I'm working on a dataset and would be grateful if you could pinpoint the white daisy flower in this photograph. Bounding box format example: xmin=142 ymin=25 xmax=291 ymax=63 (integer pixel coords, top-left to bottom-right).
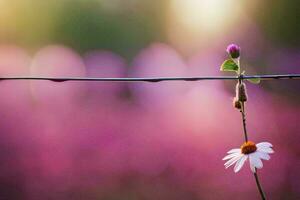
xmin=223 ymin=141 xmax=274 ymax=173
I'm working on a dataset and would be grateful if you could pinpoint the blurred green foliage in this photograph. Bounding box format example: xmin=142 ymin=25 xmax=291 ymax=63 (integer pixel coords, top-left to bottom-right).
xmin=0 ymin=0 xmax=299 ymax=57
xmin=0 ymin=0 xmax=166 ymax=58
xmin=251 ymin=0 xmax=300 ymax=47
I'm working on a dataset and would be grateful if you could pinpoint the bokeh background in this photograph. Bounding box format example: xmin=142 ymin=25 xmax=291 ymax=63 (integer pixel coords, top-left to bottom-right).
xmin=0 ymin=0 xmax=299 ymax=199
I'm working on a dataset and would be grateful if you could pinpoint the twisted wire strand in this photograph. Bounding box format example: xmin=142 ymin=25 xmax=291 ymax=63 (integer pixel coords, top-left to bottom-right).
xmin=0 ymin=74 xmax=299 ymax=82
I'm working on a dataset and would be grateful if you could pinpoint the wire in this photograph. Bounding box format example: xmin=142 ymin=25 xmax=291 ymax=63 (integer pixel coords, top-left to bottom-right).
xmin=0 ymin=74 xmax=299 ymax=82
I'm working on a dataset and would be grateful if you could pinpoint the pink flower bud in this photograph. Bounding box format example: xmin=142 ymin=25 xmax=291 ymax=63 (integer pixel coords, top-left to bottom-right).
xmin=226 ymin=44 xmax=240 ymax=59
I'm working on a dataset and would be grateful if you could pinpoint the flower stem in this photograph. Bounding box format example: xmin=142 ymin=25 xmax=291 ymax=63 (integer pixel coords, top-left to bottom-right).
xmin=239 ymin=87 xmax=266 ymax=200
xmin=240 ymin=101 xmax=248 ymax=142
xmin=254 ymin=170 xmax=266 ymax=200
xmin=239 ymin=74 xmax=248 ymax=142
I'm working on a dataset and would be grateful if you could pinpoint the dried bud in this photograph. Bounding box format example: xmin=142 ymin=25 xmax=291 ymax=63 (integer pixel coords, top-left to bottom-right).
xmin=236 ymin=82 xmax=248 ymax=102
xmin=226 ymin=44 xmax=240 ymax=59
xmin=233 ymin=97 xmax=242 ymax=109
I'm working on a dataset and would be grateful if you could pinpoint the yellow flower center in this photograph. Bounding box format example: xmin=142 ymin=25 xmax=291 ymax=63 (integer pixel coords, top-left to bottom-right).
xmin=241 ymin=141 xmax=257 ymax=154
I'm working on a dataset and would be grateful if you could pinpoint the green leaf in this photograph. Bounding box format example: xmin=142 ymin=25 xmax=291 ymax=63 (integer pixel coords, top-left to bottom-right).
xmin=220 ymin=59 xmax=239 ymax=72
xmin=247 ymin=78 xmax=261 ymax=84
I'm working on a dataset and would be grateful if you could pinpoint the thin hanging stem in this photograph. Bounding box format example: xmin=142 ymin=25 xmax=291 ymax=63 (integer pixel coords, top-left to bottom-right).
xmin=238 ymin=72 xmax=249 ymax=142
xmin=240 ymin=102 xmax=248 ymax=142
xmin=254 ymin=170 xmax=266 ymax=200
xmin=239 ymin=87 xmax=266 ymax=200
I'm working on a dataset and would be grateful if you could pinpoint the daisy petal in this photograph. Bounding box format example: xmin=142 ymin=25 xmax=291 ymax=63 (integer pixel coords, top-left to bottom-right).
xmin=251 ymin=153 xmax=263 ymax=169
xmin=257 ymin=142 xmax=273 ymax=148
xmin=225 ymin=154 xmax=242 ymax=169
xmin=256 ymin=151 xmax=270 ymax=160
xmin=227 ymin=148 xmax=241 ymax=154
xmin=234 ymin=155 xmax=248 ymax=173
xmin=257 ymin=146 xmax=274 ymax=154
xmin=249 ymin=153 xmax=263 ymax=172
xmin=223 ymin=153 xmax=241 ymax=160
xmin=250 ymin=162 xmax=256 ymax=172
xmin=249 ymin=154 xmax=256 ymax=172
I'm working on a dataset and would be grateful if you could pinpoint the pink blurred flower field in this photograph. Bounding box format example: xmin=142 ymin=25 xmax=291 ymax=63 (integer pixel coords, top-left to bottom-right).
xmin=0 ymin=42 xmax=299 ymax=199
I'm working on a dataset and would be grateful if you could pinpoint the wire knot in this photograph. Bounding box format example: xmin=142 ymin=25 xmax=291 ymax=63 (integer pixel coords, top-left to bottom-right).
xmin=238 ymin=74 xmax=244 ymax=83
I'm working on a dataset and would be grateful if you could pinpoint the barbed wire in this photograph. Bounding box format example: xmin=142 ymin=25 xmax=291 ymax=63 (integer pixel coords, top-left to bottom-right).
xmin=0 ymin=74 xmax=299 ymax=82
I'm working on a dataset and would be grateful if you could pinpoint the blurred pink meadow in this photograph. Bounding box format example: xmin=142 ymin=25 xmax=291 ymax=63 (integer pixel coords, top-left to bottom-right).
xmin=0 ymin=42 xmax=299 ymax=200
